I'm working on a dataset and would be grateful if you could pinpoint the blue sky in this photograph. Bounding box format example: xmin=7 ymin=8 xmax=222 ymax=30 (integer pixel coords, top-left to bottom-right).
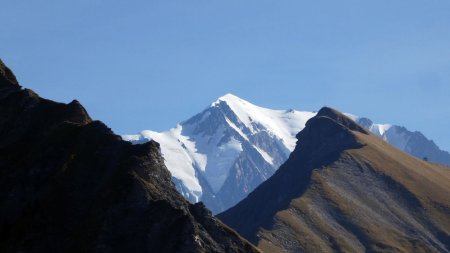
xmin=2 ymin=1 xmax=450 ymax=151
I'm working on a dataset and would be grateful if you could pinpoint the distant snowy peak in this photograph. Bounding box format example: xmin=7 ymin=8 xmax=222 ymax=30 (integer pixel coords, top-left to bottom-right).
xmin=181 ymin=94 xmax=314 ymax=190
xmin=357 ymin=117 xmax=410 ymax=149
xmin=356 ymin=117 xmax=450 ymax=164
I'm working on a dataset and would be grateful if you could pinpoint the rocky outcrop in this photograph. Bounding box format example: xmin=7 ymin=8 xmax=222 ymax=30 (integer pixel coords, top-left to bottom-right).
xmin=0 ymin=59 xmax=259 ymax=253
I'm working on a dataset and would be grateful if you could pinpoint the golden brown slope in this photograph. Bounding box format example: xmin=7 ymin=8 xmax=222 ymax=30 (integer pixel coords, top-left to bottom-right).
xmin=219 ymin=107 xmax=450 ymax=253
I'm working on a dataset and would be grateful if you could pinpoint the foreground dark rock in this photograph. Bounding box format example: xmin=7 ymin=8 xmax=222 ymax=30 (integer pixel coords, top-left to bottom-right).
xmin=0 ymin=59 xmax=259 ymax=253
xmin=219 ymin=107 xmax=450 ymax=253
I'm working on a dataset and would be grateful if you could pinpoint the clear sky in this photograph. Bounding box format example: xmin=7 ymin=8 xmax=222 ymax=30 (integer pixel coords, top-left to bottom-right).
xmin=2 ymin=1 xmax=450 ymax=151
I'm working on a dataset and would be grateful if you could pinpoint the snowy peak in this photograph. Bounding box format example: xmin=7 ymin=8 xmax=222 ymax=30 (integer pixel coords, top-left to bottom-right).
xmin=356 ymin=118 xmax=450 ymax=164
xmin=212 ymin=93 xmax=245 ymax=106
xmin=211 ymin=93 xmax=265 ymax=134
xmin=211 ymin=93 xmax=316 ymax=151
xmin=124 ymin=94 xmax=316 ymax=213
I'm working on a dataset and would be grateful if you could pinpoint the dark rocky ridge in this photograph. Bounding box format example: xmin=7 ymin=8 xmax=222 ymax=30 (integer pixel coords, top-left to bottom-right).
xmin=219 ymin=107 xmax=450 ymax=252
xmin=0 ymin=59 xmax=259 ymax=253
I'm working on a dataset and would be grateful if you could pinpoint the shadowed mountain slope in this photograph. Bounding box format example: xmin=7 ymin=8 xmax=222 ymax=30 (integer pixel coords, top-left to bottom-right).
xmin=219 ymin=107 xmax=450 ymax=253
xmin=0 ymin=59 xmax=259 ymax=253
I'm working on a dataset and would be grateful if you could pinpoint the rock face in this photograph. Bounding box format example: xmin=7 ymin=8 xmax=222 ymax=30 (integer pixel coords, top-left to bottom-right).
xmin=0 ymin=59 xmax=259 ymax=253
xmin=219 ymin=107 xmax=450 ymax=253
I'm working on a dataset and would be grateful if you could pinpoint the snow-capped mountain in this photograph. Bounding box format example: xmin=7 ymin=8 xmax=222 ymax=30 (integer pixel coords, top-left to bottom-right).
xmin=124 ymin=94 xmax=315 ymax=213
xmin=123 ymin=94 xmax=450 ymax=214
